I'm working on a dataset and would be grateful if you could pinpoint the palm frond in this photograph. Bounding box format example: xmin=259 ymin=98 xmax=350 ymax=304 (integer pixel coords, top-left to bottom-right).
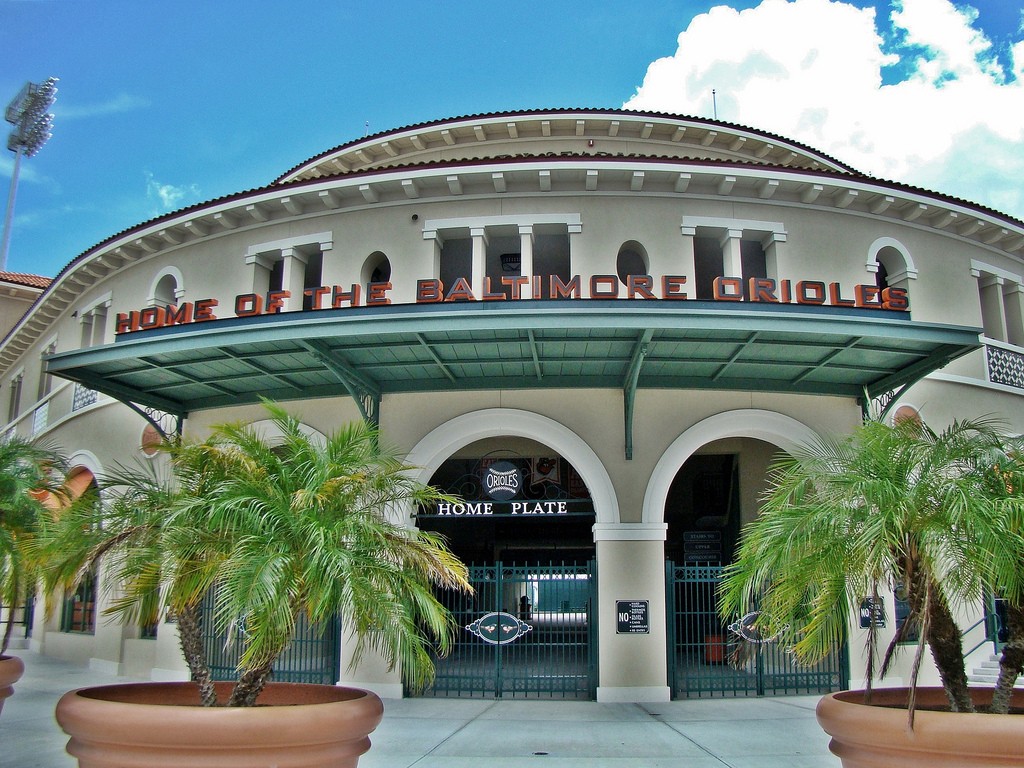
xmin=720 ymin=416 xmax=1024 ymax=718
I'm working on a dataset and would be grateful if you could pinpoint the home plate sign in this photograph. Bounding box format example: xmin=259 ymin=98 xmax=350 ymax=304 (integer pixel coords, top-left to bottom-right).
xmin=466 ymin=612 xmax=533 ymax=644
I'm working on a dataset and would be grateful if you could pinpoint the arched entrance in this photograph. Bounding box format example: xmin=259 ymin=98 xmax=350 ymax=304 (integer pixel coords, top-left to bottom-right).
xmin=407 ymin=410 xmax=611 ymax=699
xmin=648 ymin=410 xmax=848 ymax=698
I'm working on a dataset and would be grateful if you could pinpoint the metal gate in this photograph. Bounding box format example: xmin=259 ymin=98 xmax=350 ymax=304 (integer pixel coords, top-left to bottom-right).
xmin=420 ymin=560 xmax=596 ymax=699
xmin=667 ymin=561 xmax=846 ymax=698
xmin=201 ymin=597 xmax=341 ymax=685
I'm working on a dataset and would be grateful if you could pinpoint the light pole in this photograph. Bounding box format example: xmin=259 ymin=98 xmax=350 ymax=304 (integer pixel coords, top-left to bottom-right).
xmin=1 ymin=77 xmax=58 ymax=272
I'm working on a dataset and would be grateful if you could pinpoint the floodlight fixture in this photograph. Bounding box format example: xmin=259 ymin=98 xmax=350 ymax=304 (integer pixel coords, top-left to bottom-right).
xmin=1 ymin=77 xmax=59 ymax=271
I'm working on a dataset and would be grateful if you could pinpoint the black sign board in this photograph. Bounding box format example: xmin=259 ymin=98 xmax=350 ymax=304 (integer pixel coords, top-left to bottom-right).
xmin=616 ymin=600 xmax=650 ymax=634
xmin=683 ymin=530 xmax=722 ymax=562
xmin=682 ymin=531 xmax=722 ymax=542
xmin=419 ymin=499 xmax=594 ymax=518
xmin=860 ymin=596 xmax=886 ymax=628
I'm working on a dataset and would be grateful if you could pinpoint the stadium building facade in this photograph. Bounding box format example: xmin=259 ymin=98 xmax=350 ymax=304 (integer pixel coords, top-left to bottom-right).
xmin=3 ymin=109 xmax=1023 ymax=702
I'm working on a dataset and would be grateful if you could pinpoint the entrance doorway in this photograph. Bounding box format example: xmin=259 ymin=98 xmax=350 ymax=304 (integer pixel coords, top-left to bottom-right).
xmin=424 ymin=560 xmax=595 ymax=699
xmin=416 ymin=440 xmax=596 ymax=698
xmin=667 ymin=562 xmax=846 ymax=697
xmin=663 ymin=443 xmax=846 ymax=698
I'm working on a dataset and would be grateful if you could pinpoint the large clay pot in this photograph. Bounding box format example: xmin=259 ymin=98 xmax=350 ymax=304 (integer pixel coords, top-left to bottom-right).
xmin=816 ymin=687 xmax=1024 ymax=767
xmin=0 ymin=654 xmax=25 ymax=717
xmin=56 ymin=681 xmax=383 ymax=768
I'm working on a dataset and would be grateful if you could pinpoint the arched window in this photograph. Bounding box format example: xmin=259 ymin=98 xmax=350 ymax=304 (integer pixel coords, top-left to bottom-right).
xmin=362 ymin=251 xmax=392 ymax=285
xmin=153 ymin=274 xmax=178 ymax=305
xmin=616 ymin=241 xmax=649 ymax=286
xmin=148 ymin=267 xmax=185 ymax=307
xmin=867 ymin=239 xmax=917 ymax=295
xmin=60 ymin=467 xmax=100 ymax=634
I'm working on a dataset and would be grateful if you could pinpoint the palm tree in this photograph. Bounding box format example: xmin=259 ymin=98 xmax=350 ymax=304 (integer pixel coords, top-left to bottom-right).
xmin=38 ymin=445 xmax=226 ymax=704
xmin=40 ymin=401 xmax=471 ymax=707
xmin=982 ymin=445 xmax=1024 ymax=714
xmin=0 ymin=435 xmax=65 ymax=655
xmin=718 ymin=416 xmax=1024 ymax=721
xmin=196 ymin=403 xmax=470 ymax=706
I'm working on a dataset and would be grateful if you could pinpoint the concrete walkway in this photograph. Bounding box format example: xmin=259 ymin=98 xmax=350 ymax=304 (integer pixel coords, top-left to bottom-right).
xmin=1 ymin=649 xmax=840 ymax=767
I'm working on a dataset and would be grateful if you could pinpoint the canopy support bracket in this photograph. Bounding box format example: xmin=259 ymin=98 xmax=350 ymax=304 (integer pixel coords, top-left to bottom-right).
xmin=299 ymin=340 xmax=382 ymax=427
xmin=623 ymin=330 xmax=653 ymax=460
xmin=118 ymin=399 xmax=184 ymax=443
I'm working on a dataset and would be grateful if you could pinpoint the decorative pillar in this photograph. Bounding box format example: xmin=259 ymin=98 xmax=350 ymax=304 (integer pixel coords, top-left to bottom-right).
xmin=763 ymin=231 xmax=787 ymax=279
xmin=336 ymin=616 xmax=404 ymax=698
xmin=245 ymin=253 xmax=275 ymax=296
xmin=977 ymin=273 xmax=1007 ymax=342
xmin=593 ymin=522 xmax=671 ymax=703
xmin=518 ymin=225 xmax=534 ymax=299
xmin=568 ymin=220 xmax=582 ymax=277
xmin=678 ymin=224 xmax=698 ymax=298
xmin=1003 ymin=281 xmax=1024 ymax=347
xmin=720 ymin=228 xmax=743 ymax=278
xmin=279 ymin=248 xmax=309 ymax=312
xmin=471 ymin=226 xmax=487 ymax=299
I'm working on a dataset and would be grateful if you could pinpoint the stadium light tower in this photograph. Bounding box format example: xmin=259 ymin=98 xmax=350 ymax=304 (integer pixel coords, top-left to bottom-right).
xmin=1 ymin=77 xmax=58 ymax=272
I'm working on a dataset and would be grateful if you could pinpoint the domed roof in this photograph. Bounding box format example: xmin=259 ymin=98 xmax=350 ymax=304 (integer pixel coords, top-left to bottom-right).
xmin=276 ymin=108 xmax=859 ymax=183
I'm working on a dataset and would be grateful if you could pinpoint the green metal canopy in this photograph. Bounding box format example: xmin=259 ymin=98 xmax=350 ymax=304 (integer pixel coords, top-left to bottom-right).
xmin=46 ymin=300 xmax=981 ymax=451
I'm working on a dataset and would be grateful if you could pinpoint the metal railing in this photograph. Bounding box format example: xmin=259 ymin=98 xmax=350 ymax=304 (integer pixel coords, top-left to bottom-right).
xmin=986 ymin=340 xmax=1024 ymax=391
xmin=963 ymin=595 xmax=1005 ymax=658
xmin=201 ymin=592 xmax=341 ymax=685
xmin=0 ymin=379 xmax=107 ymax=443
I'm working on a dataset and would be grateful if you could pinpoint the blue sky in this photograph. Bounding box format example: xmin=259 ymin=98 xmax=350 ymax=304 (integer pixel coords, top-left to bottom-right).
xmin=1 ymin=0 xmax=1022 ymax=278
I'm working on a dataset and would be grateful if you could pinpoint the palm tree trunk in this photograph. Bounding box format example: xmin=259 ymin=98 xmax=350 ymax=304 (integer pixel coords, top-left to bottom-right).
xmin=926 ymin=579 xmax=975 ymax=712
xmin=226 ymin=661 xmax=273 ymax=707
xmin=990 ymin=603 xmax=1024 ymax=715
xmin=174 ymin=602 xmax=218 ymax=707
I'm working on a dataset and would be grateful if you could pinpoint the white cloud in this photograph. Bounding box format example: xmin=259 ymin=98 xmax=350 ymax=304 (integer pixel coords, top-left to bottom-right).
xmin=623 ymin=0 xmax=1024 ymax=221
xmin=145 ymin=172 xmax=199 ymax=214
xmin=57 ymin=93 xmax=150 ymax=120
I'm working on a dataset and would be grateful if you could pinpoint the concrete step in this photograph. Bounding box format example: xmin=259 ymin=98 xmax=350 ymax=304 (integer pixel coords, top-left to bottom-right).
xmin=968 ymin=655 xmax=1024 ymax=688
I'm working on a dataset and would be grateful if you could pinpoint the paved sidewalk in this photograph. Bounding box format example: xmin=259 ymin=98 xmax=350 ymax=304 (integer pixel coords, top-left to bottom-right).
xmin=1 ymin=649 xmax=840 ymax=767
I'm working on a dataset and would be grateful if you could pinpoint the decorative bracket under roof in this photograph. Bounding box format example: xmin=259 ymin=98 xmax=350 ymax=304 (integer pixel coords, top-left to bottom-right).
xmin=298 ymin=339 xmax=382 ymax=427
xmin=121 ymin=399 xmax=183 ymax=443
xmin=858 ymin=333 xmax=981 ymax=423
xmin=623 ymin=329 xmax=654 ymax=460
xmin=860 ymin=379 xmax=920 ymax=424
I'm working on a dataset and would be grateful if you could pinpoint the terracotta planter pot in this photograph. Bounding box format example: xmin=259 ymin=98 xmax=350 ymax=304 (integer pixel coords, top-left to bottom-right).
xmin=816 ymin=687 xmax=1024 ymax=767
xmin=56 ymin=681 xmax=383 ymax=768
xmin=0 ymin=654 xmax=25 ymax=717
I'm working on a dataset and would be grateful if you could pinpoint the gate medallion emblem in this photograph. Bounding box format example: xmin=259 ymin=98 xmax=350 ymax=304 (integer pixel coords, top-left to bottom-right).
xmin=466 ymin=611 xmax=533 ymax=644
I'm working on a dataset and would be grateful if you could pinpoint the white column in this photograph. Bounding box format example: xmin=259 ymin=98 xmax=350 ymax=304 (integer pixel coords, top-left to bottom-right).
xmin=721 ymin=228 xmax=743 ymax=278
xmin=518 ymin=225 xmax=534 ymax=300
xmin=593 ymin=523 xmax=671 ymax=703
xmin=678 ymin=225 xmax=698 ymax=298
xmin=978 ymin=275 xmax=1007 ymax=341
xmin=245 ymin=253 xmax=275 ymax=295
xmin=567 ymin=220 xmax=582 ymax=277
xmin=430 ymin=234 xmax=443 ymax=279
xmin=280 ymin=248 xmax=309 ymax=311
xmin=471 ymin=226 xmax=487 ymax=299
xmin=763 ymin=232 xmax=786 ymax=279
xmin=1003 ymin=281 xmax=1024 ymax=347
xmin=336 ymin=616 xmax=404 ymax=698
